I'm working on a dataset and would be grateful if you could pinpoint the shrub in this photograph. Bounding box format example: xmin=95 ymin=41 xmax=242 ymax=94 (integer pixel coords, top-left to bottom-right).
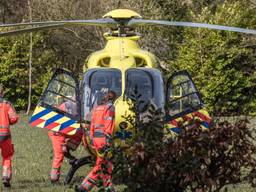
xmin=113 ymin=103 xmax=256 ymax=192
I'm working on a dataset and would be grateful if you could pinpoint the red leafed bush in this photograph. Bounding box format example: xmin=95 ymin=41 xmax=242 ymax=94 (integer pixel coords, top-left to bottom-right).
xmin=113 ymin=104 xmax=256 ymax=192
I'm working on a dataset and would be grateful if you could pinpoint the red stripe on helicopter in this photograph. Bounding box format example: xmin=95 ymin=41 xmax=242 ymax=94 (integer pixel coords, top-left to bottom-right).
xmin=30 ymin=118 xmax=45 ymax=127
xmin=61 ymin=126 xmax=76 ymax=134
xmin=45 ymin=122 xmax=60 ymax=130
xmin=182 ymin=115 xmax=192 ymax=121
xmin=170 ymin=119 xmax=178 ymax=127
xmin=194 ymin=111 xmax=211 ymax=123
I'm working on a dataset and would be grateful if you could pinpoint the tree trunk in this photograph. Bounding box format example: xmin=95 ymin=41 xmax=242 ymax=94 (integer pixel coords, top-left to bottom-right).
xmin=26 ymin=0 xmax=32 ymax=115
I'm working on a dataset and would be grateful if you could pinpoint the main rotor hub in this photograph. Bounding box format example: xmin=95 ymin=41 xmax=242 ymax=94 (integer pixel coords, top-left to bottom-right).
xmin=103 ymin=9 xmax=142 ymax=19
xmin=103 ymin=9 xmax=141 ymax=37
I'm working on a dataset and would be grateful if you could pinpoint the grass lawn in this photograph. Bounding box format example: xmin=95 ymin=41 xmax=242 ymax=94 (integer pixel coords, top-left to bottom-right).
xmin=3 ymin=113 xmax=86 ymax=192
xmin=0 ymin=114 xmax=255 ymax=191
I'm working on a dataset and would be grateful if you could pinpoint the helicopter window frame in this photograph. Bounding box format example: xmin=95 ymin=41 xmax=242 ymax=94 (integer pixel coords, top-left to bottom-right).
xmin=81 ymin=68 xmax=122 ymax=120
xmin=52 ymin=78 xmax=76 ymax=89
xmin=39 ymin=68 xmax=81 ymax=121
xmin=88 ymin=70 xmax=98 ymax=89
xmin=125 ymin=68 xmax=165 ymax=110
xmin=45 ymin=90 xmax=76 ymax=103
xmin=166 ymin=70 xmax=204 ymax=121
xmin=125 ymin=68 xmax=154 ymax=99
xmin=86 ymin=68 xmax=122 ymax=97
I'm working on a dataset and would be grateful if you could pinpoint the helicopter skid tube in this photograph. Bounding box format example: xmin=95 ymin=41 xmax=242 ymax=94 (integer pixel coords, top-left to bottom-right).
xmin=64 ymin=156 xmax=92 ymax=185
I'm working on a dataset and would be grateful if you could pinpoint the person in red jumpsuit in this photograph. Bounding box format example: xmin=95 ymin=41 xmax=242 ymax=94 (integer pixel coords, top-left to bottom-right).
xmin=75 ymin=90 xmax=117 ymax=192
xmin=0 ymin=85 xmax=19 ymax=187
xmin=49 ymin=97 xmax=83 ymax=183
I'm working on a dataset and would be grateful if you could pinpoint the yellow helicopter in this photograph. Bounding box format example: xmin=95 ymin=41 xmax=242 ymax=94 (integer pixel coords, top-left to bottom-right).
xmin=1 ymin=9 xmax=255 ymax=184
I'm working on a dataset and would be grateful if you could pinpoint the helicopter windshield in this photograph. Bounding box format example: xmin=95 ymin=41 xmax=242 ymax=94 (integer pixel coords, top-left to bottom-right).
xmin=82 ymin=68 xmax=122 ymax=120
xmin=125 ymin=68 xmax=165 ymax=111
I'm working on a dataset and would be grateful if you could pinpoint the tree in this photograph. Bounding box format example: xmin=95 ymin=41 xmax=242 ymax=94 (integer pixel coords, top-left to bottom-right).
xmin=171 ymin=1 xmax=256 ymax=114
xmin=29 ymin=0 xmax=110 ymax=74
xmin=0 ymin=31 xmax=57 ymax=109
xmin=0 ymin=0 xmax=27 ymax=23
xmin=26 ymin=0 xmax=33 ymax=114
xmin=1 ymin=0 xmax=108 ymax=109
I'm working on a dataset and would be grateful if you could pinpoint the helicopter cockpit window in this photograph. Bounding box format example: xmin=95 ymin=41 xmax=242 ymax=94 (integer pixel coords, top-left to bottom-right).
xmin=82 ymin=68 xmax=122 ymax=121
xmin=41 ymin=72 xmax=79 ymax=118
xmin=125 ymin=68 xmax=165 ymax=111
xmin=167 ymin=71 xmax=203 ymax=119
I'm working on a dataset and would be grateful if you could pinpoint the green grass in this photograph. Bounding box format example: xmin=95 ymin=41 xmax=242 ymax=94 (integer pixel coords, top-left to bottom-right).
xmin=3 ymin=114 xmax=83 ymax=191
xmin=0 ymin=114 xmax=255 ymax=191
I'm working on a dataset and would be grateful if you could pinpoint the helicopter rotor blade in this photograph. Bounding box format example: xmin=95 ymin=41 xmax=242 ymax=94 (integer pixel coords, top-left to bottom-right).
xmin=2 ymin=17 xmax=256 ymax=36
xmin=0 ymin=18 xmax=117 ymax=28
xmin=0 ymin=18 xmax=118 ymax=37
xmin=128 ymin=19 xmax=256 ymax=35
xmin=0 ymin=24 xmax=66 ymax=37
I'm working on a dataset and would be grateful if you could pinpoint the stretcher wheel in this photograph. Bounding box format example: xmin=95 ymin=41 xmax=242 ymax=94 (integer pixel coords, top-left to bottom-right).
xmin=64 ymin=156 xmax=92 ymax=185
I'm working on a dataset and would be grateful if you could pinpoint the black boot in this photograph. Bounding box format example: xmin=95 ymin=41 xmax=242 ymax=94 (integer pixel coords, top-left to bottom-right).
xmin=2 ymin=177 xmax=11 ymax=187
xmin=74 ymin=185 xmax=88 ymax=192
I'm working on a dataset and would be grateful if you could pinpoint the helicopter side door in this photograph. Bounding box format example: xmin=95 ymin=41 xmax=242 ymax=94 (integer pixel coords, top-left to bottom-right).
xmin=165 ymin=70 xmax=211 ymax=135
xmin=29 ymin=68 xmax=81 ymax=135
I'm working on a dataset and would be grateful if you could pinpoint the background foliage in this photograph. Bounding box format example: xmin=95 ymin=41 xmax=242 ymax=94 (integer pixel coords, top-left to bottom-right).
xmin=1 ymin=0 xmax=256 ymax=114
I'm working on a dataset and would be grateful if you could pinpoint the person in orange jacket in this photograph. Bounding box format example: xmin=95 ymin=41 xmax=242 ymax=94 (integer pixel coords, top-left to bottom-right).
xmin=0 ymin=85 xmax=19 ymax=187
xmin=75 ymin=90 xmax=116 ymax=192
xmin=48 ymin=97 xmax=83 ymax=183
